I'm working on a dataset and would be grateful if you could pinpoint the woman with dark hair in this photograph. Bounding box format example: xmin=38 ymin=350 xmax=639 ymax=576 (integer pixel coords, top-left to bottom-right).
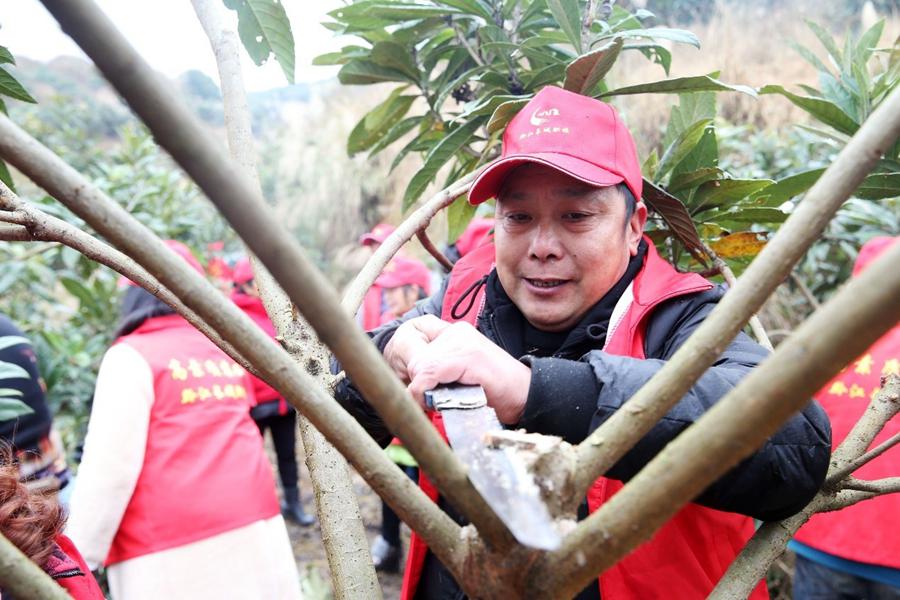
xmin=0 ymin=445 xmax=104 ymax=599
xmin=66 ymin=242 xmax=301 ymax=599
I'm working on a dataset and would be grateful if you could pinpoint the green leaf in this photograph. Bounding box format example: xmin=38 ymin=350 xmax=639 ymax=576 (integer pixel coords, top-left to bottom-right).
xmin=790 ymin=41 xmax=830 ymax=75
xmin=0 ymin=336 xmax=30 ymax=352
xmin=0 ymin=159 xmax=14 ymax=193
xmin=0 ymin=388 xmax=23 ymax=398
xmin=525 ymin=61 xmax=569 ymax=89
xmin=663 ymin=92 xmax=716 ymax=149
xmin=447 ymin=194 xmax=479 ymax=242
xmin=390 ymin=125 xmax=442 ymax=172
xmin=693 ymin=179 xmax=775 ymax=213
xmin=0 ymin=46 xmax=14 ymax=65
xmin=370 ymin=41 xmax=420 ymax=82
xmin=716 ymin=207 xmax=788 ymax=224
xmin=436 ymin=0 xmax=494 ymax=21
xmin=806 ymin=20 xmax=842 ymax=65
xmin=0 ymin=97 xmax=6 ymax=115
xmin=0 ymin=67 xmax=37 ymax=103
xmin=547 ymin=0 xmax=582 ymax=52
xmin=348 ymin=93 xmax=416 ymax=156
xmin=0 ymin=361 xmax=30 ymax=381
xmin=61 ymin=277 xmax=100 ymax=317
xmin=655 ymin=119 xmax=712 ymax=182
xmin=564 ymin=37 xmax=624 ymax=95
xmin=610 ymin=27 xmax=700 ymax=49
xmin=368 ymin=116 xmax=422 ymax=158
xmin=331 ymin=2 xmax=459 ymax=21
xmin=223 ymin=0 xmax=296 ymax=84
xmin=668 ymin=167 xmax=723 ymax=193
xmin=433 ymin=65 xmax=489 ymax=110
xmin=602 ymin=74 xmax=756 ymax=98
xmin=460 ymin=94 xmax=527 ymax=120
xmin=0 ymin=397 xmax=33 ymax=421
xmin=671 ymin=124 xmax=718 ymax=180
xmin=641 ymin=148 xmax=659 ymax=181
xmin=403 ymin=118 xmax=484 ymax=211
xmin=487 ymin=99 xmax=531 ymax=134
xmin=338 ymin=59 xmax=410 ymax=85
xmin=312 ymin=45 xmax=370 ymax=66
xmin=759 ymin=85 xmax=859 ymax=136
xmin=854 ymin=172 xmax=900 ymax=200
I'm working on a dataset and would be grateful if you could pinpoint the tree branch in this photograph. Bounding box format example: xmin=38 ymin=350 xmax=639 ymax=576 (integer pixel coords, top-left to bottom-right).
xmin=843 ymin=476 xmax=900 ymax=494
xmin=531 ymin=243 xmax=900 ymax=598
xmin=417 ymin=227 xmax=454 ymax=272
xmin=572 ymin=85 xmax=900 ymax=498
xmin=0 ymin=532 xmax=70 ymax=600
xmin=0 ymin=112 xmax=467 ymax=579
xmin=0 ymin=181 xmax=258 ymax=376
xmin=190 ymin=2 xmax=380 ymax=596
xmin=36 ymin=0 xmax=515 ymax=559
xmin=791 ymin=271 xmax=821 ymax=311
xmin=828 ymin=431 xmax=900 ymax=484
xmin=710 ymin=247 xmax=774 ymax=351
xmin=0 ymin=223 xmax=33 ymax=242
xmin=342 ymin=170 xmax=479 ymax=314
xmin=709 ymin=373 xmax=900 ymax=598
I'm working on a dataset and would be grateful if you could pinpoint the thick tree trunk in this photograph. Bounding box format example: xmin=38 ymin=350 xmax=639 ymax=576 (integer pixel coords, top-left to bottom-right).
xmin=0 ymin=532 xmax=70 ymax=600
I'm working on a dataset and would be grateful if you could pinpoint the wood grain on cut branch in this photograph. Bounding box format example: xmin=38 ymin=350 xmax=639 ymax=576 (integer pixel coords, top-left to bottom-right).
xmin=0 ymin=532 xmax=71 ymax=600
xmin=343 ymin=170 xmax=479 ymax=315
xmin=531 ymin=243 xmax=900 ymax=599
xmin=36 ymin=0 xmax=515 ymax=559
xmin=572 ymin=86 xmax=900 ymax=498
xmin=711 ymin=374 xmax=900 ymax=599
xmin=0 ymin=111 xmax=465 ymax=576
xmin=191 ymin=1 xmax=379 ymax=596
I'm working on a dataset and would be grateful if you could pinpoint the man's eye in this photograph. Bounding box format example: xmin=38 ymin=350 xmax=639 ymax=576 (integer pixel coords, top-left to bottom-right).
xmin=506 ymin=214 xmax=531 ymax=224
xmin=563 ymin=212 xmax=591 ymax=221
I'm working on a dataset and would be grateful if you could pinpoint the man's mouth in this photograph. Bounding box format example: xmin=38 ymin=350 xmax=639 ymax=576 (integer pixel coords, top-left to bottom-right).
xmin=525 ymin=278 xmax=568 ymax=289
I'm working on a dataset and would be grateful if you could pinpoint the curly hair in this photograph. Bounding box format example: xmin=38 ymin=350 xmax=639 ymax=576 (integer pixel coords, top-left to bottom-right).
xmin=0 ymin=444 xmax=65 ymax=567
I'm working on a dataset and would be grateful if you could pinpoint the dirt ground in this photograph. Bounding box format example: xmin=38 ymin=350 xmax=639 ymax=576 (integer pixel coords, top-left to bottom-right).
xmin=269 ymin=435 xmax=406 ymax=599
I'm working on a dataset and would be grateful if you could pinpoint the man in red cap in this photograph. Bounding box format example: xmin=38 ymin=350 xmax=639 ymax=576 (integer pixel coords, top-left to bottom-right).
xmin=336 ymin=86 xmax=830 ymax=599
xmin=232 ymin=257 xmax=315 ymax=527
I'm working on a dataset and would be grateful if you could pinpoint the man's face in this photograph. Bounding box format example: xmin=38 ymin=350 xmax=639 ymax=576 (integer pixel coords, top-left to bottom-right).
xmin=384 ymin=285 xmax=419 ymax=317
xmin=494 ymin=164 xmax=646 ymax=332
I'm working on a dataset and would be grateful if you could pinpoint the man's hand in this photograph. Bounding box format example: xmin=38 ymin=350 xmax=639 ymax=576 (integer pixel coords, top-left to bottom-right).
xmin=383 ymin=315 xmax=449 ymax=383
xmin=399 ymin=319 xmax=531 ymax=425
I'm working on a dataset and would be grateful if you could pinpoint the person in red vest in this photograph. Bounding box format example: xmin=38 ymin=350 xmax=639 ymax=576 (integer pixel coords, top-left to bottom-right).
xmin=0 ymin=446 xmax=104 ymax=599
xmin=445 ymin=217 xmax=494 ymax=264
xmin=232 ymin=257 xmax=315 ymax=527
xmin=358 ymin=223 xmax=397 ymax=331
xmin=66 ymin=241 xmax=301 ymax=600
xmin=335 ymin=86 xmax=831 ymax=600
xmin=368 ymin=257 xmax=432 ymax=572
xmin=790 ymin=236 xmax=900 ymax=598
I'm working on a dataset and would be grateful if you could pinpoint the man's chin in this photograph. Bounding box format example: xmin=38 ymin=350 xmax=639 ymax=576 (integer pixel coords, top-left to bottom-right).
xmin=521 ymin=309 xmax=576 ymax=333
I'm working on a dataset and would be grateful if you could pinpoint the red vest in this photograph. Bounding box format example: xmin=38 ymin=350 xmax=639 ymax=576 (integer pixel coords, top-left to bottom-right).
xmin=232 ymin=293 xmax=284 ymax=411
xmin=106 ymin=314 xmax=279 ymax=565
xmin=400 ymin=239 xmax=767 ymax=599
xmin=362 ymin=285 xmax=385 ymax=331
xmin=793 ymin=325 xmax=900 ymax=568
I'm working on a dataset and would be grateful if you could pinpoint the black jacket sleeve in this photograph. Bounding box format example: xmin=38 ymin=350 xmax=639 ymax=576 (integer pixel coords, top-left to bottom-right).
xmin=518 ymin=285 xmax=832 ymax=522
xmin=332 ymin=278 xmax=448 ymax=447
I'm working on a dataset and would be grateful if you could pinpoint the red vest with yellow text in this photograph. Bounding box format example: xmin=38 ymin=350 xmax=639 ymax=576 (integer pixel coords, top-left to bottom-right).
xmin=105 ymin=314 xmax=279 ymax=565
xmin=400 ymin=238 xmax=767 ymax=599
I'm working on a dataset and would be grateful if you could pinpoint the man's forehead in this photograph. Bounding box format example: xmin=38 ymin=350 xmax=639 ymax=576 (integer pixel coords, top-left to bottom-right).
xmin=498 ymin=170 xmax=618 ymax=203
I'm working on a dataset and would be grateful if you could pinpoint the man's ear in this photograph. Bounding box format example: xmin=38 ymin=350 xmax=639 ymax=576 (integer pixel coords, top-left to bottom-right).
xmin=627 ymin=202 xmax=647 ymax=256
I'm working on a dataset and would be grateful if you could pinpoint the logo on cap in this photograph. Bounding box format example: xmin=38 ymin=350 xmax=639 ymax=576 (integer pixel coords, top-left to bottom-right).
xmin=530 ymin=107 xmax=560 ymax=126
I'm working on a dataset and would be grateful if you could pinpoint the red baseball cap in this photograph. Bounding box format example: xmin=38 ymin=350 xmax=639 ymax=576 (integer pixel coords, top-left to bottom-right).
xmin=455 ymin=217 xmax=493 ymax=257
xmin=232 ymin=257 xmax=254 ymax=284
xmin=118 ymin=240 xmax=204 ymax=288
xmin=468 ymin=86 xmax=642 ymax=205
xmin=375 ymin=257 xmax=431 ymax=293
xmin=359 ymin=223 xmax=396 ymax=246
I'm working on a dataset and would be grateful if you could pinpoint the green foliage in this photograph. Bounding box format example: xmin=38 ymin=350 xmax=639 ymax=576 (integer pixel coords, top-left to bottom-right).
xmin=0 ymin=337 xmax=35 ymax=422
xmin=224 ymin=0 xmax=296 ymax=84
xmin=320 ymin=0 xmax=765 ymax=252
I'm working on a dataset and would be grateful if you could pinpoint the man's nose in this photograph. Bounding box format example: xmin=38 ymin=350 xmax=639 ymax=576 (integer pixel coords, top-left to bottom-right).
xmin=528 ymin=224 xmax=563 ymax=261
